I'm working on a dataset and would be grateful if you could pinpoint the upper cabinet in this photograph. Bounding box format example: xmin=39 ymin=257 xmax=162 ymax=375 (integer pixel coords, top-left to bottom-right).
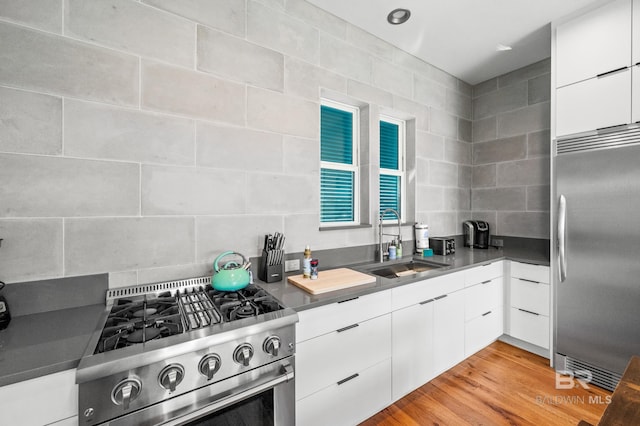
xmin=556 ymin=0 xmax=631 ymax=88
xmin=634 ymin=0 xmax=640 ymax=64
xmin=554 ymin=0 xmax=640 ymax=137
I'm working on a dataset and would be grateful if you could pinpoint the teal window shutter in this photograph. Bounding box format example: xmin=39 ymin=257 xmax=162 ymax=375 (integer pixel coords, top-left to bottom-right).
xmin=321 ymin=169 xmax=354 ymax=223
xmin=321 ymin=106 xmax=353 ymax=164
xmin=380 ymin=119 xmax=401 ymax=220
xmin=320 ymin=104 xmax=357 ymax=224
xmin=380 ymin=121 xmax=399 ymax=170
xmin=380 ymin=174 xmax=401 ymax=219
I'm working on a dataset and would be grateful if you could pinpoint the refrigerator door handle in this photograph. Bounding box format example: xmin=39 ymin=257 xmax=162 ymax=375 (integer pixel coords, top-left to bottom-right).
xmin=558 ymin=194 xmax=567 ymax=282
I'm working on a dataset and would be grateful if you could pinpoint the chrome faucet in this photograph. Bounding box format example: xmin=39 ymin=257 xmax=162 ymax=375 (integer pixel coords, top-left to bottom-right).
xmin=378 ymin=208 xmax=401 ymax=263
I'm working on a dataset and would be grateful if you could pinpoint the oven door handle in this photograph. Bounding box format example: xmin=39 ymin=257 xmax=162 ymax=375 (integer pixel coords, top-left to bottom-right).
xmin=160 ymin=362 xmax=294 ymax=426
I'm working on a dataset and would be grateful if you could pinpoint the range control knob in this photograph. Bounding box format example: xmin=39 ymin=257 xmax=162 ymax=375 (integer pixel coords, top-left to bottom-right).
xmin=111 ymin=377 xmax=142 ymax=411
xmin=198 ymin=354 xmax=221 ymax=380
xmin=263 ymin=336 xmax=281 ymax=357
xmin=233 ymin=343 xmax=254 ymax=367
xmin=158 ymin=364 xmax=185 ymax=392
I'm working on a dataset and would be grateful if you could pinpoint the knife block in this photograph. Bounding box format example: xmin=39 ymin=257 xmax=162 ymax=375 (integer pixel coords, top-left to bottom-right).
xmin=259 ymin=250 xmax=283 ymax=283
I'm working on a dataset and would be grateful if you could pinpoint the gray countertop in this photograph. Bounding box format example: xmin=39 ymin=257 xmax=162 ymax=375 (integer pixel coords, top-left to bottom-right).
xmin=0 ymin=246 xmax=548 ymax=388
xmin=0 ymin=274 xmax=108 ymax=387
xmin=259 ymin=246 xmax=550 ymax=312
xmin=0 ymin=304 xmax=105 ymax=386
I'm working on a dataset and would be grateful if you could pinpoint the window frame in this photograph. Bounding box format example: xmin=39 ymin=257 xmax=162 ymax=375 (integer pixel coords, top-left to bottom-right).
xmin=320 ymin=99 xmax=361 ymax=227
xmin=379 ymin=114 xmax=406 ymax=224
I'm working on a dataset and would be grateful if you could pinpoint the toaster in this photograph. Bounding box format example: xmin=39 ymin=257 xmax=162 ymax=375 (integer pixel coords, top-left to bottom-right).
xmin=429 ymin=237 xmax=456 ymax=255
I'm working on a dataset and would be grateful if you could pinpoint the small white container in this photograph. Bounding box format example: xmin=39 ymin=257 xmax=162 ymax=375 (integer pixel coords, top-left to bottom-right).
xmin=388 ymin=245 xmax=397 ymax=260
xmin=415 ymin=223 xmax=429 ymax=249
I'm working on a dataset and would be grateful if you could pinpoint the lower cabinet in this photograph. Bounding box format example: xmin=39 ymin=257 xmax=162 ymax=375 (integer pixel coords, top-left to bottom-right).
xmin=295 ymin=291 xmax=392 ymax=425
xmin=391 ymin=300 xmax=434 ymax=400
xmin=295 ymin=260 xmax=553 ymax=424
xmin=508 ymin=262 xmax=551 ymax=350
xmin=432 ymin=289 xmax=466 ymax=375
xmin=0 ymin=369 xmax=78 ymax=425
xmin=296 ymin=359 xmax=391 ymax=426
xmin=464 ymin=277 xmax=504 ymax=357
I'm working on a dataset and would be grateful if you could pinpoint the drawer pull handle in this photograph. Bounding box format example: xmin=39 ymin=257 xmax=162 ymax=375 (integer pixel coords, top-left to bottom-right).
xmin=434 ymin=294 xmax=447 ymax=300
xmin=597 ymin=66 xmax=628 ymax=78
xmin=336 ymin=323 xmax=359 ymax=333
xmin=337 ymin=373 xmax=359 ymax=385
xmin=481 ymin=280 xmax=491 ymax=285
xmin=518 ymin=308 xmax=540 ymax=316
xmin=482 ymin=311 xmax=492 ymax=316
xmin=419 ymin=299 xmax=434 ymax=305
xmin=338 ymin=296 xmax=359 ymax=304
xmin=519 ymin=278 xmax=540 ymax=284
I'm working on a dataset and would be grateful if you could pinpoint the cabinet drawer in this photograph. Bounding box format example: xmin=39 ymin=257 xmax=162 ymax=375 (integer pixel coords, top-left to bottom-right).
xmin=297 ymin=358 xmax=392 ymax=426
xmin=511 ymin=278 xmax=549 ymax=316
xmin=297 ymin=290 xmax=391 ymax=342
xmin=510 ymin=262 xmax=549 ymax=284
xmin=392 ymin=270 xmax=464 ymax=311
xmin=464 ymin=261 xmax=503 ymax=287
xmin=556 ymin=69 xmax=631 ymax=137
xmin=465 ymin=307 xmax=503 ymax=357
xmin=510 ymin=307 xmax=550 ymax=349
xmin=296 ymin=314 xmax=391 ymax=400
xmin=465 ymin=277 xmax=503 ymax=321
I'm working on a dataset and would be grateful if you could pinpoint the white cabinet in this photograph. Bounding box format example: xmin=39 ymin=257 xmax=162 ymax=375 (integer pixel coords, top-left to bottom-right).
xmin=464 ymin=278 xmax=504 ymax=357
xmin=391 ymin=300 xmax=434 ymax=401
xmin=295 ymin=290 xmax=392 ymax=426
xmin=554 ymin=0 xmax=638 ymax=136
xmin=0 ymin=369 xmax=78 ymax=426
xmin=633 ymin=65 xmax=640 ymax=123
xmin=297 ymin=359 xmax=391 ymax=426
xmin=508 ymin=262 xmax=550 ymax=350
xmin=432 ymin=289 xmax=466 ymax=375
xmin=556 ymin=68 xmax=632 ymax=136
xmin=390 ymin=271 xmax=464 ymax=401
xmin=556 ymin=0 xmax=631 ymax=87
xmin=633 ymin=0 xmax=640 ymax=64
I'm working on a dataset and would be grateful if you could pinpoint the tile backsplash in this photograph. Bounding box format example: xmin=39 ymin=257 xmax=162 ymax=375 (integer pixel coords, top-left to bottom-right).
xmin=0 ymin=0 xmax=478 ymax=285
xmin=471 ymin=59 xmax=551 ymax=239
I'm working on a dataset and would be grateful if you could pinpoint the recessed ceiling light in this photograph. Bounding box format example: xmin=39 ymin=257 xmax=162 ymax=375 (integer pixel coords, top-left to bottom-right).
xmin=496 ymin=44 xmax=513 ymax=51
xmin=387 ymin=8 xmax=411 ymax=25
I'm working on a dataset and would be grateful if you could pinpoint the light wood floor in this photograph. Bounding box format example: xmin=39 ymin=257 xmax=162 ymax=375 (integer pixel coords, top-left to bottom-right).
xmin=361 ymin=341 xmax=611 ymax=426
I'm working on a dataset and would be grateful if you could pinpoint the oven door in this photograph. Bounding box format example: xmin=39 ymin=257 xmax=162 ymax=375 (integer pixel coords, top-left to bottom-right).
xmin=108 ymin=359 xmax=294 ymax=426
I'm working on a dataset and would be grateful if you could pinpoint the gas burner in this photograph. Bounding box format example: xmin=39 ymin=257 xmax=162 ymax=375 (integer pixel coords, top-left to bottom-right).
xmin=207 ymin=285 xmax=283 ymax=322
xmin=95 ymin=293 xmax=186 ymax=354
xmin=229 ymin=301 xmax=259 ymax=321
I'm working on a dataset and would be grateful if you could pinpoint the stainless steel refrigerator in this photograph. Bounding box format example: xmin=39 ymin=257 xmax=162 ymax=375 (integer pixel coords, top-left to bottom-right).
xmin=553 ymin=128 xmax=640 ymax=391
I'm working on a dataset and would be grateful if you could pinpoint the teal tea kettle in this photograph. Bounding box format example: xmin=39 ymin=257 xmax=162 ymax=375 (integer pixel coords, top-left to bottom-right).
xmin=211 ymin=251 xmax=251 ymax=291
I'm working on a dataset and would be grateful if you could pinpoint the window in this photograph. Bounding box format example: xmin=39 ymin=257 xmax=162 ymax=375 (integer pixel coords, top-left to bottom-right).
xmin=320 ymin=100 xmax=360 ymax=225
xmin=379 ymin=116 xmax=405 ymax=221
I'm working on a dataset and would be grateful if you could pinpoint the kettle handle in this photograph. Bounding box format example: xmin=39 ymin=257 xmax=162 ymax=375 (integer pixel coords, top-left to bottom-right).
xmin=213 ymin=251 xmax=247 ymax=272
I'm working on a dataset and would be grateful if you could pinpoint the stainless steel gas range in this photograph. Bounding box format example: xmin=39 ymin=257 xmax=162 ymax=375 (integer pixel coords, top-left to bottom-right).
xmin=76 ymin=276 xmax=298 ymax=425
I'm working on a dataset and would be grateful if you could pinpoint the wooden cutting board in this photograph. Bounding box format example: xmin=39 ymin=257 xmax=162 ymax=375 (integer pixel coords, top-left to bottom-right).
xmin=287 ymin=268 xmax=376 ymax=295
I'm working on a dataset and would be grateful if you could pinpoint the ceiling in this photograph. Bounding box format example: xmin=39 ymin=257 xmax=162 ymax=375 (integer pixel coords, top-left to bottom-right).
xmin=307 ymin=0 xmax=603 ymax=85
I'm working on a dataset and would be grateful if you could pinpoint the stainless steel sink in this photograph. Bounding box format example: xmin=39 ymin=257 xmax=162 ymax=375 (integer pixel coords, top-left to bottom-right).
xmin=360 ymin=259 xmax=449 ymax=279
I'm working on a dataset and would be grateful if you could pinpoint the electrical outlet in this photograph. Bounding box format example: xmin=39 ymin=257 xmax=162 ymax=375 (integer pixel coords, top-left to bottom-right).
xmin=285 ymin=259 xmax=300 ymax=272
xmin=492 ymin=238 xmax=504 ymax=247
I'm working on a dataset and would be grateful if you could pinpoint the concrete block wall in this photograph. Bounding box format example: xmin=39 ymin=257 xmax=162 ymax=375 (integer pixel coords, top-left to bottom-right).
xmin=0 ymin=0 xmax=473 ymax=285
xmin=471 ymin=59 xmax=551 ymax=239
